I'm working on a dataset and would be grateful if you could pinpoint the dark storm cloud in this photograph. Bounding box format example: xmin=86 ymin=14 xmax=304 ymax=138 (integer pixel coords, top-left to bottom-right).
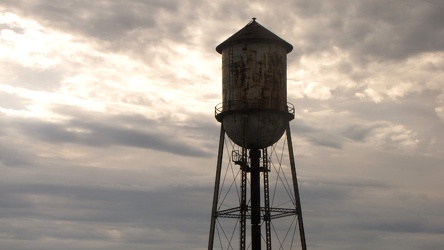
xmin=1 ymin=0 xmax=214 ymax=57
xmin=305 ymin=134 xmax=343 ymax=149
xmin=352 ymin=0 xmax=444 ymax=59
xmin=0 ymin=143 xmax=32 ymax=167
xmin=0 ymin=182 xmax=208 ymax=222
xmin=301 ymin=178 xmax=388 ymax=204
xmin=302 ymin=177 xmax=444 ymax=248
xmin=1 ymin=0 xmax=173 ymax=40
xmin=0 ymin=175 xmax=210 ymax=227
xmin=0 ymin=0 xmax=263 ymax=57
xmin=11 ymin=113 xmax=212 ymax=157
xmin=284 ymin=0 xmax=444 ymax=62
xmin=343 ymin=122 xmax=386 ymax=142
xmin=292 ymin=120 xmax=344 ymax=149
xmin=349 ymin=91 xmax=440 ymax=125
xmin=4 ymin=0 xmax=443 ymax=63
xmin=0 ymin=103 xmax=218 ymax=159
xmin=0 ymin=179 xmax=211 ymax=246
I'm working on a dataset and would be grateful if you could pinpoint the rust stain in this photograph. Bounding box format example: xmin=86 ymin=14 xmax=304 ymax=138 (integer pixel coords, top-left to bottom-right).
xmin=219 ymin=40 xmax=290 ymax=148
xmin=222 ymin=41 xmax=287 ymax=112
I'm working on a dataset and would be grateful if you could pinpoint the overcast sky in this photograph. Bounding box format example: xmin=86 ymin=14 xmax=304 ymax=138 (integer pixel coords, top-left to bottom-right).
xmin=1 ymin=0 xmax=443 ymax=249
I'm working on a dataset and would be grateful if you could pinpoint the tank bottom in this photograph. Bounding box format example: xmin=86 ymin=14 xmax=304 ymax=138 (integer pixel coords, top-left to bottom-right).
xmin=217 ymin=109 xmax=292 ymax=149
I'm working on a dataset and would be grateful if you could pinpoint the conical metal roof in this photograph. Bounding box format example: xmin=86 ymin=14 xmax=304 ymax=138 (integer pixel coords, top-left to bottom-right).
xmin=216 ymin=18 xmax=293 ymax=54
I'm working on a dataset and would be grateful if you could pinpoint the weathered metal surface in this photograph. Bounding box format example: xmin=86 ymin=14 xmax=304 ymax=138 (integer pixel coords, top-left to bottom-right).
xmin=222 ymin=42 xmax=287 ymax=111
xmin=221 ymin=111 xmax=287 ymax=149
xmin=218 ymin=39 xmax=291 ymax=148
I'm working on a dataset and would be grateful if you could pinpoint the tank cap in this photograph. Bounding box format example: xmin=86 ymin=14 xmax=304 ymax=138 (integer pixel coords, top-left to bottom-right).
xmin=215 ymin=18 xmax=293 ymax=54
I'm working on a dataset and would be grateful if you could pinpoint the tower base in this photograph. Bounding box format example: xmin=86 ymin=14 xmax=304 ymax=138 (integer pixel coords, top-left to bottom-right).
xmin=208 ymin=123 xmax=307 ymax=250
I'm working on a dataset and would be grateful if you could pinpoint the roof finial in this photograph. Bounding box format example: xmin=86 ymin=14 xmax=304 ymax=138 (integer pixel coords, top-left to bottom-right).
xmin=252 ymin=17 xmax=256 ymax=22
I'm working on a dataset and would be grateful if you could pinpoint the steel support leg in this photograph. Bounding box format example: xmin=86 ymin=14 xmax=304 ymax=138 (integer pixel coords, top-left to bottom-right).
xmin=208 ymin=126 xmax=225 ymax=250
xmin=286 ymin=124 xmax=307 ymax=250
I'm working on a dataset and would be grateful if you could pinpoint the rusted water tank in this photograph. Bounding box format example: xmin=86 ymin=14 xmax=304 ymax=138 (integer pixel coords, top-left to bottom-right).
xmin=215 ymin=18 xmax=294 ymax=149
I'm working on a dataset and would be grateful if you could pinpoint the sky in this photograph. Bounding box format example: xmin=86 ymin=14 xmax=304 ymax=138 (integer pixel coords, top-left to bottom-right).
xmin=0 ymin=0 xmax=443 ymax=249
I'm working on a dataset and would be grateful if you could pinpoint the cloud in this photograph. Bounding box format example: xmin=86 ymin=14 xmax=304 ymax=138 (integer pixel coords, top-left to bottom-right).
xmin=343 ymin=121 xmax=419 ymax=152
xmin=0 ymin=180 xmax=211 ymax=249
xmin=5 ymin=109 xmax=214 ymax=157
xmin=435 ymin=106 xmax=444 ymax=122
xmin=1 ymin=1 xmax=162 ymax=40
xmin=291 ymin=0 xmax=444 ymax=62
xmin=289 ymin=81 xmax=332 ymax=100
xmin=0 ymin=142 xmax=32 ymax=167
xmin=355 ymin=88 xmax=383 ymax=103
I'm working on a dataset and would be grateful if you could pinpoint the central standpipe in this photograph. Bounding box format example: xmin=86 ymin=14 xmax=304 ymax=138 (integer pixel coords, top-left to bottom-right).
xmin=250 ymin=149 xmax=261 ymax=250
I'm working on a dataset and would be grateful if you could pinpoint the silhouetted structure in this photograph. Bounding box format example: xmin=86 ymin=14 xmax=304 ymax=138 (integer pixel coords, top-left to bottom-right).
xmin=208 ymin=18 xmax=307 ymax=250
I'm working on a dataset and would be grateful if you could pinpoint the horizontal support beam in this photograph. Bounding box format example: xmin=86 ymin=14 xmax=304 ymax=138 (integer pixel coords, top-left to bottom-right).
xmin=216 ymin=207 xmax=297 ymax=220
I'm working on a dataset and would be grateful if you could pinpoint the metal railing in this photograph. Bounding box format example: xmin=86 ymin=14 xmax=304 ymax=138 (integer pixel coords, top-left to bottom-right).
xmin=215 ymin=99 xmax=295 ymax=117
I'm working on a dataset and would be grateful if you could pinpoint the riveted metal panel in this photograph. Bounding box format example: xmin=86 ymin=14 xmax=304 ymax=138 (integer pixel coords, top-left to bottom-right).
xmin=221 ymin=41 xmax=287 ymax=112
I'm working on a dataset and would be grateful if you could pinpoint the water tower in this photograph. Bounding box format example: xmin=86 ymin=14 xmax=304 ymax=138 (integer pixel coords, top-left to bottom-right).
xmin=208 ymin=19 xmax=307 ymax=250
